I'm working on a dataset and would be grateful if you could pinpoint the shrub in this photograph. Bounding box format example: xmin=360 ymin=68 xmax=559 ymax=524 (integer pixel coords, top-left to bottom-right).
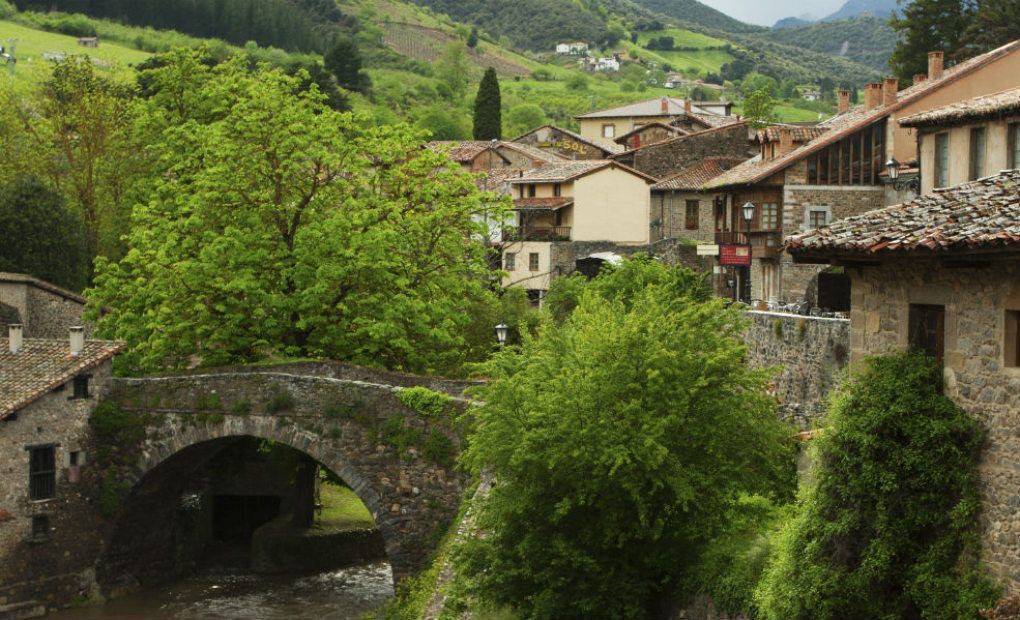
xmin=756 ymin=352 xmax=999 ymax=619
xmin=90 ymin=401 xmax=144 ymax=445
xmin=423 ymin=429 xmax=455 ymax=467
xmin=397 ymin=386 xmax=453 ymax=418
xmin=0 ymin=0 xmax=16 ymax=19
xmin=231 ymin=399 xmax=252 ymax=415
xmin=266 ymin=389 xmax=295 ymax=413
xmin=98 ymin=472 xmax=131 ymax=518
xmin=195 ymin=393 xmax=222 ymax=411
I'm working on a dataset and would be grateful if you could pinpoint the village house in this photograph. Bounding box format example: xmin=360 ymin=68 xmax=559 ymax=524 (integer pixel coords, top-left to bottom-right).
xmin=785 ymin=169 xmax=1020 ymax=592
xmin=650 ymin=157 xmax=747 ymax=244
xmin=575 ymin=96 xmax=735 ymax=141
xmin=703 ymin=40 xmax=1020 ymax=308
xmin=614 ymin=121 xmax=689 ymax=150
xmin=428 ymin=140 xmax=563 ymax=173
xmin=0 ymin=323 xmax=123 ymax=612
xmin=513 ymin=125 xmax=625 ymax=160
xmin=501 ymin=160 xmax=656 ymax=303
xmin=0 ymin=273 xmax=88 ymax=339
xmin=555 ymin=42 xmax=588 ymax=55
xmin=898 ymin=86 xmax=1020 ymax=195
xmin=612 ymin=120 xmax=754 ymax=180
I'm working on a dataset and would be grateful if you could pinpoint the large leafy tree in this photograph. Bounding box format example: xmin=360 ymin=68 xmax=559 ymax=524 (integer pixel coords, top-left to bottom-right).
xmin=756 ymin=352 xmax=998 ymax=619
xmin=88 ymin=50 xmax=507 ymax=375
xmin=457 ymin=259 xmax=796 ymax=618
xmin=744 ymin=87 xmax=777 ymax=129
xmin=472 ymin=68 xmax=502 ymax=140
xmin=0 ymin=176 xmax=88 ymax=291
xmin=890 ymin=0 xmax=972 ymax=81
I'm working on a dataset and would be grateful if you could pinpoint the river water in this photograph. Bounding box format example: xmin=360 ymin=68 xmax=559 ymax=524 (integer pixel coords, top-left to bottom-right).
xmin=47 ymin=561 xmax=395 ymax=620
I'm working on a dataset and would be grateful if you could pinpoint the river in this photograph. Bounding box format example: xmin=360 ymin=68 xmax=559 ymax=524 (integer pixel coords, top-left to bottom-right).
xmin=47 ymin=560 xmax=394 ymax=620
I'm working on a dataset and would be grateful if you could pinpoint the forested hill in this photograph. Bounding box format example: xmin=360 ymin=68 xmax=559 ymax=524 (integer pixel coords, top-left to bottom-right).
xmin=627 ymin=0 xmax=765 ymax=33
xmin=763 ymin=16 xmax=897 ymax=71
xmin=10 ymin=0 xmax=353 ymax=52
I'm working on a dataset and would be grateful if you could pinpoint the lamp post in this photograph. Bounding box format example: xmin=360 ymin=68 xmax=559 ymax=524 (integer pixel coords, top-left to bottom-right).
xmin=494 ymin=323 xmax=509 ymax=347
xmin=740 ymin=202 xmax=755 ymax=305
xmin=742 ymin=202 xmax=755 ymax=235
xmin=885 ymin=158 xmax=899 ymax=180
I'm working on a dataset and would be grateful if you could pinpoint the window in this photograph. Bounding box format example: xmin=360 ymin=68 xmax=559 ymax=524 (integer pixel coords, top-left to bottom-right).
xmin=714 ymin=202 xmax=726 ymax=232
xmin=935 ymin=133 xmax=950 ymax=188
xmin=527 ymin=184 xmax=536 ymax=198
xmin=969 ymin=127 xmax=986 ymax=180
xmin=1006 ymin=310 xmax=1020 ymax=368
xmin=504 ymin=252 xmax=516 ymax=271
xmin=602 ymin=124 xmax=616 ymax=139
xmin=553 ymin=183 xmax=562 ymax=197
xmin=69 ymin=451 xmax=81 ymax=467
xmin=908 ymin=304 xmax=945 ymax=366
xmin=761 ymin=203 xmax=779 ymax=230
xmin=31 ymin=515 xmax=50 ymax=541
xmin=1009 ymin=123 xmax=1020 ymax=170
xmin=526 ymin=289 xmax=543 ymax=307
xmin=685 ymin=200 xmax=700 ymax=230
xmin=518 ymin=185 xmax=525 ymax=199
xmin=808 ymin=209 xmax=828 ymax=229
xmin=806 ymin=121 xmax=885 ymax=186
xmin=72 ymin=375 xmax=90 ymax=399
xmin=29 ymin=445 xmax=56 ymax=501
xmin=529 ymin=252 xmax=540 ymax=272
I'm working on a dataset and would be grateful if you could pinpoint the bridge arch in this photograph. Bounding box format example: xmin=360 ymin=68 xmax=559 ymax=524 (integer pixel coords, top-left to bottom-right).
xmin=98 ymin=364 xmax=470 ymax=591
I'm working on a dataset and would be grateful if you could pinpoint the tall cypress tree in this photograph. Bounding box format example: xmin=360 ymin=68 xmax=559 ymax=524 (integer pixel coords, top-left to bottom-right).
xmin=325 ymin=37 xmax=370 ymax=94
xmin=473 ymin=67 xmax=502 ymax=140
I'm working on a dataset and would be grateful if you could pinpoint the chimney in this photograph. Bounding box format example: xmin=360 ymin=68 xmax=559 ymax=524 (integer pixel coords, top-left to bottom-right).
xmin=882 ymin=77 xmax=898 ymax=107
xmin=913 ymin=73 xmax=927 ymax=84
xmin=928 ymin=51 xmax=944 ymax=81
xmin=779 ymin=127 xmax=794 ymax=155
xmin=69 ymin=326 xmax=84 ymax=357
xmin=864 ymin=82 xmax=882 ymax=111
xmin=8 ymin=324 xmax=23 ymax=354
xmin=661 ymin=97 xmax=670 ymax=114
xmin=837 ymin=89 xmax=851 ymax=114
xmin=684 ymin=99 xmax=692 ymax=114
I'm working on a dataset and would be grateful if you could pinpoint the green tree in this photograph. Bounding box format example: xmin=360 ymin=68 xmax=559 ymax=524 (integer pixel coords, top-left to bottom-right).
xmin=416 ymin=105 xmax=470 ymax=140
xmin=505 ymin=103 xmax=548 ymax=138
xmin=472 ymin=68 xmax=502 ymax=140
xmin=565 ymin=72 xmax=589 ymax=91
xmin=0 ymin=177 xmax=88 ymax=291
xmin=467 ymin=27 xmax=479 ymax=49
xmin=756 ymin=352 xmax=999 ymax=620
xmin=743 ymin=87 xmax=777 ymax=129
xmin=88 ymin=52 xmax=507 ymax=375
xmin=436 ymin=41 xmax=472 ymax=102
xmin=890 ymin=0 xmax=972 ymax=81
xmin=457 ymin=259 xmax=795 ymax=618
xmin=325 ymin=37 xmax=370 ymax=93
xmin=959 ymin=0 xmax=1020 ymax=58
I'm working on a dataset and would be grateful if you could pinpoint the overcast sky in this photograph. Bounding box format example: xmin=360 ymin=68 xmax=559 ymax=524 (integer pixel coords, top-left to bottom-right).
xmin=698 ymin=0 xmax=846 ymax=26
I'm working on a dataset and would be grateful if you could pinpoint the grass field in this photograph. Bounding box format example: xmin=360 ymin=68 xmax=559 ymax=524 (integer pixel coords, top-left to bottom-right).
xmin=315 ymin=482 xmax=377 ymax=532
xmin=0 ymin=19 xmax=150 ymax=73
xmin=628 ymin=28 xmax=733 ymax=76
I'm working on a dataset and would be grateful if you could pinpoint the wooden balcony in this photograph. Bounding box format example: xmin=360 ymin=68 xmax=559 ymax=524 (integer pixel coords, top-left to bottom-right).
xmin=503 ymin=226 xmax=572 ymax=242
xmin=715 ymin=230 xmax=784 ymax=257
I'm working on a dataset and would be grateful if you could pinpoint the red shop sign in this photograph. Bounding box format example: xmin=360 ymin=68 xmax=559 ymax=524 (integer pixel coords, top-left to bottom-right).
xmin=719 ymin=244 xmax=751 ymax=266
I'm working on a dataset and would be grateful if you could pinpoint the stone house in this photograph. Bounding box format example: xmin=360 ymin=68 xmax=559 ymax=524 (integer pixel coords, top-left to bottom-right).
xmin=575 ymin=96 xmax=734 ymax=141
xmin=428 ymin=140 xmax=563 ymax=173
xmin=0 ymin=273 xmax=88 ymax=339
xmin=500 ymin=160 xmax=656 ymax=302
xmin=556 ymin=42 xmax=588 ymax=55
xmin=512 ymin=125 xmax=624 ymax=160
xmin=899 ymin=86 xmax=1020 ymax=195
xmin=786 ymin=169 xmax=1020 ymax=592
xmin=0 ymin=325 xmax=123 ymax=611
xmin=613 ymin=121 xmax=754 ymax=180
xmin=650 ymin=157 xmax=747 ymax=244
xmin=614 ymin=121 xmax=688 ymax=150
xmin=703 ymin=39 xmax=1020 ymax=308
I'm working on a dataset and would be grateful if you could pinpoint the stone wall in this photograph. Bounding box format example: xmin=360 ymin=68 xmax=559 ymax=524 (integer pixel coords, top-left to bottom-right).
xmin=549 ymin=238 xmax=711 ymax=280
xmin=616 ymin=124 xmax=753 ymax=179
xmin=0 ymin=360 xmax=114 ymax=610
xmin=744 ymin=311 xmax=851 ymax=428
xmin=848 ymin=259 xmax=1020 ymax=592
xmin=0 ymin=276 xmax=88 ymax=338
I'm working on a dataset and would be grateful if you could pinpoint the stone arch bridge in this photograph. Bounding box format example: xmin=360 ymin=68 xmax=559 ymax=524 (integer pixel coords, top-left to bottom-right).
xmin=101 ymin=361 xmax=476 ymax=586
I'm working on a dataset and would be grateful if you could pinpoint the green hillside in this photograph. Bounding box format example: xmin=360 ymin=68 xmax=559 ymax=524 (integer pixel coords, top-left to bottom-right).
xmin=762 ymin=16 xmax=897 ymax=72
xmin=627 ymin=0 xmax=765 ymax=33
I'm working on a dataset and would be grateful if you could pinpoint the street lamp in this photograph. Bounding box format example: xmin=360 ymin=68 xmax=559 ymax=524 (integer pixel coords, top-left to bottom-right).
xmin=885 ymin=158 xmax=899 ymax=180
xmin=494 ymin=323 xmax=510 ymax=347
xmin=742 ymin=202 xmax=755 ymax=232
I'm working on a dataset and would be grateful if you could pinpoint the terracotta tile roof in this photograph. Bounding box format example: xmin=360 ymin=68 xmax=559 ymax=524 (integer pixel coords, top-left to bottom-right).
xmin=899 ymin=86 xmax=1020 ymax=128
xmin=705 ymin=39 xmax=1020 ymax=189
xmin=475 ymin=168 xmax=523 ymax=192
xmin=575 ymin=96 xmax=726 ymax=119
xmin=756 ymin=124 xmax=828 ymax=143
xmin=786 ymin=170 xmax=1020 ymax=258
xmin=512 ymin=197 xmax=574 ymax=210
xmin=511 ymin=125 xmax=626 ymax=155
xmin=511 ymin=160 xmax=658 ymax=183
xmin=0 ymin=338 xmax=124 ymax=420
xmin=652 ymin=157 xmax=749 ymax=191
xmin=497 ymin=141 xmax=567 ymax=164
xmin=427 ymin=141 xmax=497 ymax=163
xmin=615 ymin=121 xmax=688 ymax=143
xmin=611 ymin=120 xmax=752 ymax=158
xmin=690 ymin=112 xmax=741 ymax=128
xmin=0 ymin=272 xmax=85 ymax=304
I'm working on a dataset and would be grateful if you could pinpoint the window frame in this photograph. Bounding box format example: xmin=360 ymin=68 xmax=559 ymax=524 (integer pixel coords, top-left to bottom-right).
xmin=808 ymin=209 xmax=828 ymax=229
xmin=28 ymin=445 xmax=57 ymax=501
xmin=934 ymin=132 xmax=950 ymax=188
xmin=504 ymin=252 xmax=516 ymax=271
xmin=684 ymin=200 xmax=700 ymax=230
xmin=1009 ymin=122 xmax=1020 ymax=170
xmin=71 ymin=374 xmax=90 ymax=400
xmin=969 ymin=126 xmax=986 ymax=181
xmin=602 ymin=124 xmax=616 ymax=139
xmin=908 ymin=304 xmax=946 ymax=367
xmin=760 ymin=203 xmax=780 ymax=231
xmin=528 ymin=252 xmax=540 ymax=272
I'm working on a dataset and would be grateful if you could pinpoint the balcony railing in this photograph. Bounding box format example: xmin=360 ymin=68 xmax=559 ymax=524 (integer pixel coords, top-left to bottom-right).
xmin=503 ymin=226 xmax=572 ymax=242
xmin=715 ymin=230 xmax=783 ymax=256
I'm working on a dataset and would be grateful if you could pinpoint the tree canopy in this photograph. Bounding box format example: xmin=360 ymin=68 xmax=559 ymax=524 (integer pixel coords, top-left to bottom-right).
xmin=88 ymin=49 xmax=508 ymax=375
xmin=456 ymin=259 xmax=796 ymax=618
xmin=325 ymin=37 xmax=370 ymax=94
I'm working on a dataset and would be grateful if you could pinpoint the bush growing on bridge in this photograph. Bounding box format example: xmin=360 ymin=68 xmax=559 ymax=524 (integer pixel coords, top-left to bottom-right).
xmin=755 ymin=352 xmax=998 ymax=619
xmin=456 ymin=260 xmax=796 ymax=618
xmin=397 ymin=386 xmax=453 ymax=418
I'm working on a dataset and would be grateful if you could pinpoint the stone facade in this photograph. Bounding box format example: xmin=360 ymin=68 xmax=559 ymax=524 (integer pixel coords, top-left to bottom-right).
xmin=743 ymin=311 xmax=851 ymax=428
xmin=651 ymin=191 xmax=719 ymax=243
xmin=848 ymin=258 xmax=1020 ymax=591
xmin=548 ymin=238 xmax=710 ymax=279
xmin=513 ymin=126 xmax=610 ymax=160
xmin=614 ymin=124 xmax=752 ymax=179
xmin=0 ymin=359 xmax=114 ymax=610
xmin=0 ymin=275 xmax=87 ymax=338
